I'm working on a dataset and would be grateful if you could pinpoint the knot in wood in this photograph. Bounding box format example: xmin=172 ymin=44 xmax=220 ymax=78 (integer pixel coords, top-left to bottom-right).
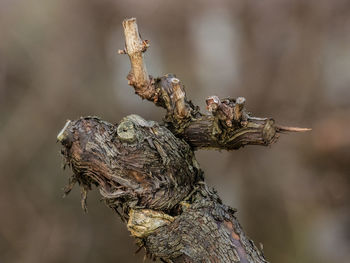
xmin=117 ymin=119 xmax=137 ymax=143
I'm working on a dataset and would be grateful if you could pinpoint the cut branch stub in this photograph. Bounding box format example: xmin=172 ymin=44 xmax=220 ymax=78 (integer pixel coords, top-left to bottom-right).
xmin=122 ymin=18 xmax=157 ymax=101
xmin=234 ymin=97 xmax=246 ymax=122
xmin=171 ymin=77 xmax=191 ymax=119
xmin=57 ymin=115 xmax=202 ymax=213
xmin=132 ymin=74 xmax=198 ymax=136
xmin=206 ymin=96 xmax=248 ymax=128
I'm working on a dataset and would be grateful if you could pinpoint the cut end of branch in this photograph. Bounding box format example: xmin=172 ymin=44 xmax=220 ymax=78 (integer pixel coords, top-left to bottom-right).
xmin=205 ymin=96 xmax=248 ymax=127
xmin=122 ymin=18 xmax=149 ymax=55
xmin=171 ymin=77 xmax=191 ymax=119
xmin=233 ymin=97 xmax=245 ymax=121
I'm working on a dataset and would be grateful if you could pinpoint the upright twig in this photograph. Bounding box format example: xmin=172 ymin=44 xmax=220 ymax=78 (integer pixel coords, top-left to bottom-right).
xmin=120 ymin=18 xmax=157 ymax=101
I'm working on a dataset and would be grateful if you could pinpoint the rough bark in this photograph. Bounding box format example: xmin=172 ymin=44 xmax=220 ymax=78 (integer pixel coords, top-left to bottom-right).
xmin=57 ymin=18 xmax=309 ymax=263
xmin=58 ymin=116 xmax=266 ymax=263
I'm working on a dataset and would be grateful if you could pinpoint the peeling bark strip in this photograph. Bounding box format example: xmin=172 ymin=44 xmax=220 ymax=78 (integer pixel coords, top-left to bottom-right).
xmin=57 ymin=18 xmax=310 ymax=262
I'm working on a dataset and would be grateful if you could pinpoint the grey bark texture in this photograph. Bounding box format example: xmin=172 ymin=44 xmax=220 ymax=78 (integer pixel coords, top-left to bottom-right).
xmin=57 ymin=18 xmax=309 ymax=263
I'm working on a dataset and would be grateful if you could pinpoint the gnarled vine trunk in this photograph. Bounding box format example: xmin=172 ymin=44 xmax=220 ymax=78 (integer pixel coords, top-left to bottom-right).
xmin=57 ymin=18 xmax=309 ymax=263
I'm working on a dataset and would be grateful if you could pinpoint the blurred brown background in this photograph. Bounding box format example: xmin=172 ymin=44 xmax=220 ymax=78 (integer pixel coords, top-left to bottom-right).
xmin=1 ymin=0 xmax=349 ymax=262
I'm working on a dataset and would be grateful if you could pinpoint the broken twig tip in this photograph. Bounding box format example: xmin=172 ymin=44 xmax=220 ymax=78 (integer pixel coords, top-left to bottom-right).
xmin=57 ymin=120 xmax=71 ymax=142
xmin=276 ymin=125 xmax=312 ymax=133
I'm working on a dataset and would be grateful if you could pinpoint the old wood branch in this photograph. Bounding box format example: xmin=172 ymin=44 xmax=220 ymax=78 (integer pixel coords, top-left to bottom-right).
xmin=121 ymin=18 xmax=310 ymax=150
xmin=57 ymin=116 xmax=266 ymax=263
xmin=57 ymin=17 xmax=310 ymax=263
